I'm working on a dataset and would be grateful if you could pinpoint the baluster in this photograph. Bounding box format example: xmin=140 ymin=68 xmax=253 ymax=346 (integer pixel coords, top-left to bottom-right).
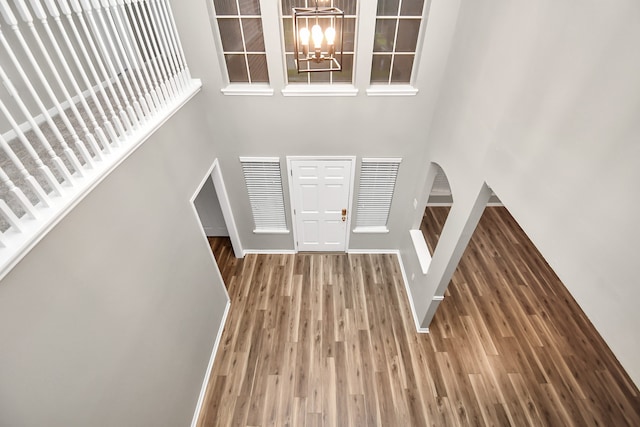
xmin=97 ymin=0 xmax=149 ymax=121
xmin=79 ymin=0 xmax=137 ymax=131
xmin=0 ymin=200 xmax=23 ymax=233
xmin=11 ymin=0 xmax=99 ymax=167
xmin=110 ymin=0 xmax=155 ymax=115
xmin=158 ymin=0 xmax=190 ymax=86
xmin=65 ymin=0 xmax=128 ymax=138
xmin=0 ymin=91 xmax=63 ymax=199
xmin=149 ymin=0 xmax=183 ymax=92
xmin=134 ymin=0 xmax=172 ymax=102
xmin=143 ymin=0 xmax=179 ymax=97
xmin=125 ymin=0 xmax=162 ymax=110
xmin=0 ymin=38 xmax=75 ymax=188
xmin=117 ymin=0 xmax=160 ymax=114
xmin=0 ymin=132 xmax=50 ymax=210
xmin=21 ymin=0 xmax=106 ymax=160
xmin=0 ymin=164 xmax=38 ymax=220
xmin=0 ymin=0 xmax=93 ymax=175
xmin=40 ymin=0 xmax=116 ymax=152
xmin=85 ymin=0 xmax=143 ymax=124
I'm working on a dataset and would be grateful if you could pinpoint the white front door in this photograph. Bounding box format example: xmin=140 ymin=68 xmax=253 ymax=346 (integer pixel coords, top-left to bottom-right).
xmin=289 ymin=159 xmax=353 ymax=252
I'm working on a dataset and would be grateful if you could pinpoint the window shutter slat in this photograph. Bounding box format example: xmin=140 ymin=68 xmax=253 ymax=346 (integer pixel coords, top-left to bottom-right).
xmin=355 ymin=158 xmax=401 ymax=229
xmin=241 ymin=158 xmax=288 ymax=232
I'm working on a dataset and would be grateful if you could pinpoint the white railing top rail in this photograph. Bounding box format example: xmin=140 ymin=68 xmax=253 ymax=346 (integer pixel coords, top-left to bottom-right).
xmin=0 ymin=0 xmax=201 ymax=280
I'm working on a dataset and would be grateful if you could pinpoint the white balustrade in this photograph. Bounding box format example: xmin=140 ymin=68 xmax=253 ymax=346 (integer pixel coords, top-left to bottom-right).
xmin=0 ymin=0 xmax=200 ymax=278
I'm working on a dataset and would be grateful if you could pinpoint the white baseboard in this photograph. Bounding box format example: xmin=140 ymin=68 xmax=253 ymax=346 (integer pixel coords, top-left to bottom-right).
xmin=203 ymin=226 xmax=229 ymax=237
xmin=395 ymin=252 xmax=429 ymax=334
xmin=190 ymin=300 xmax=231 ymax=427
xmin=243 ymin=249 xmax=297 ymax=255
xmin=346 ymin=249 xmax=398 ymax=254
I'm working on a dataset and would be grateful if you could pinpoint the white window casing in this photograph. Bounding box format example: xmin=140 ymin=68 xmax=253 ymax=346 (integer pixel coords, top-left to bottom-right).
xmin=354 ymin=158 xmax=401 ymax=233
xmin=240 ymin=157 xmax=289 ymax=233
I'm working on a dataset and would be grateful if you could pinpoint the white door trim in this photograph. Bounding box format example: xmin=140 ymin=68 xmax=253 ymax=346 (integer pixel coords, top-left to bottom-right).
xmin=286 ymin=156 xmax=356 ymax=252
xmin=191 ymin=159 xmax=244 ymax=258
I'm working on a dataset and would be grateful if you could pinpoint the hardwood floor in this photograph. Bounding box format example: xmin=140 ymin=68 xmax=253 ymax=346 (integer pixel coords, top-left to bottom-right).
xmin=200 ymin=207 xmax=640 ymax=426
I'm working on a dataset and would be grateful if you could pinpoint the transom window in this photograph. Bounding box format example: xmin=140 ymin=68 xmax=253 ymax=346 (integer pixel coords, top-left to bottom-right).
xmin=213 ymin=0 xmax=269 ymax=83
xmin=282 ymin=0 xmax=358 ymax=84
xmin=371 ymin=0 xmax=426 ymax=84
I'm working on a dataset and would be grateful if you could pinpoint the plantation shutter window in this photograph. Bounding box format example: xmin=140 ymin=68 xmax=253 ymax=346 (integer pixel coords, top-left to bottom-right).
xmin=355 ymin=158 xmax=401 ymax=232
xmin=240 ymin=157 xmax=288 ymax=233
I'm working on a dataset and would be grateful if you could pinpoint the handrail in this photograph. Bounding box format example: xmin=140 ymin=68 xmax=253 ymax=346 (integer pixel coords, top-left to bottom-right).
xmin=0 ymin=0 xmax=200 ymax=279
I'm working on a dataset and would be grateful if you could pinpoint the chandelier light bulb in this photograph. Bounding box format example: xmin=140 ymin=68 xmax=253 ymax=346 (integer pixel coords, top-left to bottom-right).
xmin=325 ymin=26 xmax=336 ymax=45
xmin=311 ymin=24 xmax=323 ymax=48
xmin=299 ymin=27 xmax=310 ymax=46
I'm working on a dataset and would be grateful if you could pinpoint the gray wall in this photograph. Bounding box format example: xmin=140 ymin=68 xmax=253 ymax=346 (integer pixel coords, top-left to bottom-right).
xmin=0 ymin=96 xmax=229 ymax=426
xmin=1 ymin=0 xmax=639 ymax=425
xmin=400 ymin=0 xmax=640 ymax=386
xmin=0 ymin=1 xmax=231 ymax=425
xmin=194 ymin=176 xmax=228 ymax=236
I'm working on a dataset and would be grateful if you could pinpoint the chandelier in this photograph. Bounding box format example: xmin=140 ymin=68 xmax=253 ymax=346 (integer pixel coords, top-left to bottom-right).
xmin=292 ymin=1 xmax=344 ymax=73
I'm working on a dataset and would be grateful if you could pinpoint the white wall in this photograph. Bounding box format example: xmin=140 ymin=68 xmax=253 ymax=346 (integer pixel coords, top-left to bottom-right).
xmin=401 ymin=0 xmax=640 ymax=385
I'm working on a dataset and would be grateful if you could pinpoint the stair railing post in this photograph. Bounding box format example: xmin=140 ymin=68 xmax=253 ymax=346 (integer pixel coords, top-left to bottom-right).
xmin=66 ymin=0 xmax=129 ymax=138
xmin=40 ymin=0 xmax=116 ymax=152
xmin=125 ymin=0 xmax=163 ymax=110
xmin=110 ymin=0 xmax=155 ymax=115
xmin=135 ymin=0 xmax=173 ymax=101
xmin=0 ymin=130 xmax=51 ymax=209
xmin=145 ymin=0 xmax=180 ymax=95
xmin=0 ymin=89 xmax=64 ymax=199
xmin=79 ymin=0 xmax=138 ymax=131
xmin=22 ymin=0 xmax=107 ymax=161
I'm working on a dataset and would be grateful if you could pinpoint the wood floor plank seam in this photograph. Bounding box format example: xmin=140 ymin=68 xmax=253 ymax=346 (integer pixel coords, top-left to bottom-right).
xmin=201 ymin=207 xmax=640 ymax=426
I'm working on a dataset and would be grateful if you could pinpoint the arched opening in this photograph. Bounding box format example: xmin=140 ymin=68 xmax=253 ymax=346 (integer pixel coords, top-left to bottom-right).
xmin=422 ymin=163 xmax=453 ymax=252
xmin=409 ymin=162 xmax=454 ymax=277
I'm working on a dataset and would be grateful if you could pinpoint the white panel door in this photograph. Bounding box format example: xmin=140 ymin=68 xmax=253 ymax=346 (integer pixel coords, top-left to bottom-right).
xmin=291 ymin=159 xmax=353 ymax=252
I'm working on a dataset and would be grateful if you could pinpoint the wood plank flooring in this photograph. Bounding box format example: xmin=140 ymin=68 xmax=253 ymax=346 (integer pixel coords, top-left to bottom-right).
xmin=199 ymin=207 xmax=640 ymax=426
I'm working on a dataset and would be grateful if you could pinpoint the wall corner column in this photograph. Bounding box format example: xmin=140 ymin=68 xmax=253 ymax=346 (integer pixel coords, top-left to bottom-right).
xmin=419 ymin=183 xmax=492 ymax=329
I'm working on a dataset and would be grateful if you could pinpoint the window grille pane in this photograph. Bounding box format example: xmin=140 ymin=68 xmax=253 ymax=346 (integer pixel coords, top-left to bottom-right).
xmin=281 ymin=0 xmax=296 ymax=13
xmin=242 ymin=18 xmax=266 ymax=51
xmin=247 ymin=55 xmax=269 ymax=82
xmin=396 ymin=19 xmax=421 ymax=52
xmin=217 ymin=19 xmax=244 ymax=51
xmin=332 ymin=54 xmax=354 ymax=83
xmin=225 ymin=54 xmax=249 ymax=82
xmin=371 ymin=54 xmax=392 ymax=82
xmin=214 ymin=0 xmax=237 ymax=15
xmin=283 ymin=19 xmax=294 ymax=52
xmin=343 ymin=18 xmax=357 ymax=51
xmin=241 ymin=158 xmax=288 ymax=232
xmin=356 ymin=159 xmax=401 ymax=230
xmin=391 ymin=55 xmax=414 ymax=82
xmin=310 ymin=70 xmax=332 ymax=83
xmin=377 ymin=0 xmax=400 ymax=16
xmin=373 ymin=19 xmax=396 ymax=52
xmin=401 ymin=0 xmax=425 ymax=16
xmin=286 ymin=55 xmax=309 ymax=83
xmin=239 ymin=0 xmax=261 ymax=15
xmin=334 ymin=0 xmax=357 ymax=15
